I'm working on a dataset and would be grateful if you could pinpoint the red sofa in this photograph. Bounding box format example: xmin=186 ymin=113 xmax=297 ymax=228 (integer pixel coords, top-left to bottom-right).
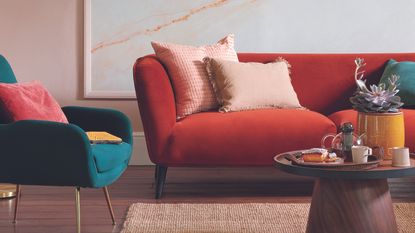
xmin=133 ymin=53 xmax=415 ymax=198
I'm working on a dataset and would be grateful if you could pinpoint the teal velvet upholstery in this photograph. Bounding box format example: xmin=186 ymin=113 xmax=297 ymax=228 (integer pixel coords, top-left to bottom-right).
xmin=379 ymin=59 xmax=415 ymax=107
xmin=92 ymin=143 xmax=132 ymax=173
xmin=0 ymin=55 xmax=132 ymax=188
xmin=0 ymin=55 xmax=17 ymax=83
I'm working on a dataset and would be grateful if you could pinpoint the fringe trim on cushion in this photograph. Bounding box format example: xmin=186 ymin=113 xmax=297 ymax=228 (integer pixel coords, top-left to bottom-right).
xmin=203 ymin=57 xmax=223 ymax=105
xmin=274 ymin=57 xmax=292 ymax=74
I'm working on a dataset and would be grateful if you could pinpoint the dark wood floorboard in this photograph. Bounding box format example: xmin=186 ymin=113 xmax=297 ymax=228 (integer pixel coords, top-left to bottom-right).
xmin=1 ymin=166 xmax=415 ymax=233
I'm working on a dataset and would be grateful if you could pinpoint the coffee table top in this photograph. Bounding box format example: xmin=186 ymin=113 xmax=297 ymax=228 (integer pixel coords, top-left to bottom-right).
xmin=274 ymin=151 xmax=415 ymax=179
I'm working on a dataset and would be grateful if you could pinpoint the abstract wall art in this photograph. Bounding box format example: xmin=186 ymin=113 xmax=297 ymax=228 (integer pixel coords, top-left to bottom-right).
xmin=84 ymin=0 xmax=415 ymax=98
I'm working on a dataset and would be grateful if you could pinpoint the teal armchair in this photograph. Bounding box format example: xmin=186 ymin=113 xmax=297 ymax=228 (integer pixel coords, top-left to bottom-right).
xmin=0 ymin=55 xmax=133 ymax=233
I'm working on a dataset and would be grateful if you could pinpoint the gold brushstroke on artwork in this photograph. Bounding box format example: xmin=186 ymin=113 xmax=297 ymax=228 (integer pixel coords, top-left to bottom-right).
xmin=92 ymin=0 xmax=230 ymax=53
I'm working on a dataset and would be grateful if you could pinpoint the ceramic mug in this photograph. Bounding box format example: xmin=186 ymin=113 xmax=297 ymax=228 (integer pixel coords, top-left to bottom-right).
xmin=351 ymin=146 xmax=372 ymax=163
xmin=389 ymin=147 xmax=411 ymax=167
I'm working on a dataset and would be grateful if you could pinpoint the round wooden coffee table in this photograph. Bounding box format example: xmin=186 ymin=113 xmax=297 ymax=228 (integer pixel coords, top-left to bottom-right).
xmin=274 ymin=151 xmax=415 ymax=233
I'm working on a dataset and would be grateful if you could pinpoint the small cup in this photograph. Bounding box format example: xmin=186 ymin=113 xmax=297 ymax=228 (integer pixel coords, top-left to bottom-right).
xmin=390 ymin=147 xmax=411 ymax=167
xmin=352 ymin=146 xmax=372 ymax=163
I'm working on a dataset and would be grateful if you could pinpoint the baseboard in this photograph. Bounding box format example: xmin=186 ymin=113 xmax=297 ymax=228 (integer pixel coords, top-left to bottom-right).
xmin=130 ymin=132 xmax=153 ymax=165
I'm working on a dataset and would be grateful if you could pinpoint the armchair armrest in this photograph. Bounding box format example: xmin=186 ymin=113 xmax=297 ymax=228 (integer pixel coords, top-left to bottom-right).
xmin=62 ymin=106 xmax=132 ymax=144
xmin=0 ymin=120 xmax=97 ymax=187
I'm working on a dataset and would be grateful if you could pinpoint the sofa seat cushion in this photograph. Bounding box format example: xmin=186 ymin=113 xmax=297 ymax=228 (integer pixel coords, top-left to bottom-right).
xmin=328 ymin=109 xmax=415 ymax=152
xmin=161 ymin=109 xmax=337 ymax=166
xmin=92 ymin=143 xmax=132 ymax=173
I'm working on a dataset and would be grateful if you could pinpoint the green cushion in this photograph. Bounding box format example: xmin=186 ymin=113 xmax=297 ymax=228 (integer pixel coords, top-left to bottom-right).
xmin=379 ymin=59 xmax=415 ymax=106
xmin=92 ymin=162 xmax=128 ymax=188
xmin=92 ymin=142 xmax=132 ymax=173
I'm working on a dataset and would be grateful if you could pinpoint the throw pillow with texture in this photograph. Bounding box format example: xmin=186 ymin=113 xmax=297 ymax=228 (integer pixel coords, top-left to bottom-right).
xmin=0 ymin=81 xmax=68 ymax=123
xmin=151 ymin=34 xmax=238 ymax=119
xmin=204 ymin=57 xmax=302 ymax=112
xmin=379 ymin=59 xmax=415 ymax=107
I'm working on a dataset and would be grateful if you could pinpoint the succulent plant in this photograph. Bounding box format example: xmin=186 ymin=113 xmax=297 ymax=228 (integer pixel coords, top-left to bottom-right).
xmin=349 ymin=58 xmax=404 ymax=113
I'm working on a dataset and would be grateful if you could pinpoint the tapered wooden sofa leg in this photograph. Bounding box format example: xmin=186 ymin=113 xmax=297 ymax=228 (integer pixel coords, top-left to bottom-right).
xmin=155 ymin=166 xmax=168 ymax=199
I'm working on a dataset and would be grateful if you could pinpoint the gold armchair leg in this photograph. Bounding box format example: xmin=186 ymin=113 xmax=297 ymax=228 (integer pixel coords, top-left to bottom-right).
xmin=75 ymin=187 xmax=81 ymax=233
xmin=103 ymin=187 xmax=116 ymax=225
xmin=12 ymin=184 xmax=21 ymax=223
xmin=11 ymin=185 xmax=114 ymax=232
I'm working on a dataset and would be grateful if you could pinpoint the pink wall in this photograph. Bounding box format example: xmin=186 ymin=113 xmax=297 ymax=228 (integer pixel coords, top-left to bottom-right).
xmin=0 ymin=0 xmax=142 ymax=131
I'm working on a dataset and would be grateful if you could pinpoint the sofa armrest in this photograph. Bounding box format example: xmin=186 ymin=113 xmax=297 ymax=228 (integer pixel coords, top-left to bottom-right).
xmin=133 ymin=55 xmax=176 ymax=163
xmin=0 ymin=120 xmax=97 ymax=187
xmin=328 ymin=109 xmax=358 ymax=131
xmin=62 ymin=106 xmax=132 ymax=144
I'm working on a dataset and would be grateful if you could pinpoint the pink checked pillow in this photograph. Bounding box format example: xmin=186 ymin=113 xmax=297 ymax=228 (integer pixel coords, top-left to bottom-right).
xmin=0 ymin=81 xmax=68 ymax=123
xmin=151 ymin=34 xmax=239 ymax=119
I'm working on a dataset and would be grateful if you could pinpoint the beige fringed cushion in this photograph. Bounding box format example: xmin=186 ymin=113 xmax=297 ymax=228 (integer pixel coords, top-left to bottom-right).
xmin=151 ymin=35 xmax=238 ymax=119
xmin=204 ymin=57 xmax=302 ymax=112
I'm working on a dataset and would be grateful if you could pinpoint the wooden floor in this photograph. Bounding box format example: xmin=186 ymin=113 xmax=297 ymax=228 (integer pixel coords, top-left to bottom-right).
xmin=1 ymin=166 xmax=415 ymax=233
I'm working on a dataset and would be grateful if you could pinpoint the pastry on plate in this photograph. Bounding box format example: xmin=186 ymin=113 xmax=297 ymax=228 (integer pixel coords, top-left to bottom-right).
xmin=301 ymin=148 xmax=336 ymax=162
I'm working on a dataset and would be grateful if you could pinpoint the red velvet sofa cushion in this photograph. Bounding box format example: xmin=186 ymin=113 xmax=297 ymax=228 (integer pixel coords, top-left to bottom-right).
xmin=159 ymin=109 xmax=336 ymax=166
xmin=0 ymin=81 xmax=68 ymax=123
xmin=328 ymin=109 xmax=415 ymax=152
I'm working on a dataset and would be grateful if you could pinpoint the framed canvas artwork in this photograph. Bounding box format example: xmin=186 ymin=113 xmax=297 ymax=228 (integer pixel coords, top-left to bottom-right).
xmin=84 ymin=0 xmax=411 ymax=98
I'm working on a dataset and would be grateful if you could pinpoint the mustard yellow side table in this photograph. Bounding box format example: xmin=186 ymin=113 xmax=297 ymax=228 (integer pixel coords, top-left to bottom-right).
xmin=0 ymin=184 xmax=16 ymax=198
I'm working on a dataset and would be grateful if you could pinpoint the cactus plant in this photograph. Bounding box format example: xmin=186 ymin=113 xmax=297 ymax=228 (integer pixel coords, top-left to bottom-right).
xmin=349 ymin=58 xmax=404 ymax=113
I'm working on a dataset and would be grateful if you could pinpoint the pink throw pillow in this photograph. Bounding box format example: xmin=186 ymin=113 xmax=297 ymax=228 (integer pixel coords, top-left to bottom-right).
xmin=0 ymin=81 xmax=68 ymax=123
xmin=151 ymin=34 xmax=239 ymax=119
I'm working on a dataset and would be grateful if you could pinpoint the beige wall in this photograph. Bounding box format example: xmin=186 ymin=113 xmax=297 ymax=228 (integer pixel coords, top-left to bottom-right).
xmin=0 ymin=0 xmax=142 ymax=132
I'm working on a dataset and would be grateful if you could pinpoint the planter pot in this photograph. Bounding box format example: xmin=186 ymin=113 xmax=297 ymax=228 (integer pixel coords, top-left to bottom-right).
xmin=357 ymin=111 xmax=405 ymax=160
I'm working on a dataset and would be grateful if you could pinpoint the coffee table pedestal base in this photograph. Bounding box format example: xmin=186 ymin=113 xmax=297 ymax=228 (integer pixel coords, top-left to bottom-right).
xmin=306 ymin=178 xmax=397 ymax=233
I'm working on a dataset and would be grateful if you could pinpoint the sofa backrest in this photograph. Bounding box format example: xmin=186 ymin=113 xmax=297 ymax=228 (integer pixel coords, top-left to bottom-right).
xmin=238 ymin=53 xmax=415 ymax=115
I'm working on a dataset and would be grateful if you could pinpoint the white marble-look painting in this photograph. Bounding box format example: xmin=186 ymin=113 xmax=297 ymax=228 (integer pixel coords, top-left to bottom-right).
xmin=85 ymin=0 xmax=415 ymax=98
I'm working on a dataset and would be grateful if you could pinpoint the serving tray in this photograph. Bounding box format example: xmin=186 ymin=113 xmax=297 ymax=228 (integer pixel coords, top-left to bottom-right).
xmin=284 ymin=151 xmax=380 ymax=170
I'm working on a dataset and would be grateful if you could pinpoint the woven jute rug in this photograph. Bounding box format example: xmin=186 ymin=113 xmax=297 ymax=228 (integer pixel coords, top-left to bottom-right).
xmin=121 ymin=203 xmax=415 ymax=233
